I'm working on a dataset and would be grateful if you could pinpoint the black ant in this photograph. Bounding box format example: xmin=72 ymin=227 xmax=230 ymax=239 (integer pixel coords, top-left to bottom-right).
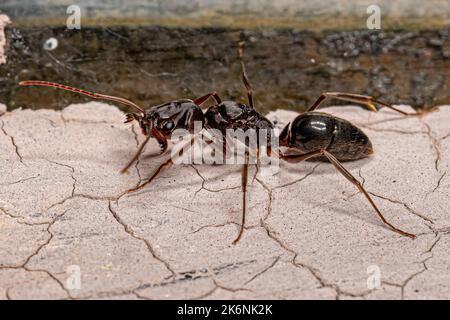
xmin=19 ymin=42 xmax=424 ymax=244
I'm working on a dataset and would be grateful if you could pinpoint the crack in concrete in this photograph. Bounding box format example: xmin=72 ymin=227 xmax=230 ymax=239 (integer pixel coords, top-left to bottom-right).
xmin=45 ymin=164 xmax=143 ymax=211
xmin=431 ymin=171 xmax=446 ymax=193
xmin=254 ymin=169 xmax=341 ymax=297
xmin=190 ymin=221 xmax=258 ymax=235
xmin=243 ymin=255 xmax=281 ymax=286
xmin=254 ymin=162 xmax=321 ymax=224
xmin=46 ymin=160 xmax=76 ymax=197
xmin=0 ymin=119 xmax=25 ymax=164
xmin=0 ymin=205 xmax=49 ymax=226
xmin=358 ymin=167 xmax=435 ymax=232
xmin=369 ymin=191 xmax=435 ymax=226
xmin=259 ymin=219 xmax=338 ymax=299
xmin=107 ymin=201 xmax=176 ymax=278
xmin=255 ymin=168 xmax=385 ymax=300
xmin=0 ymin=174 xmax=40 ymax=186
xmin=193 ymin=278 xmax=253 ymax=300
xmin=61 ymin=119 xmax=118 ymax=125
xmin=189 ymin=161 xmax=325 ymax=259
xmin=169 ymin=204 xmax=198 ymax=214
xmin=71 ymin=285 xmax=150 ymax=300
xmin=77 ymin=258 xmax=259 ymax=299
xmin=0 ymin=208 xmax=73 ymax=299
xmin=136 ymin=259 xmax=258 ymax=294
xmin=131 ymin=125 xmax=143 ymax=185
xmin=441 ymin=132 xmax=450 ymax=141
xmin=190 ymin=165 xmax=241 ymax=197
xmin=47 ymin=193 xmax=117 ymax=211
xmin=272 ymin=164 xmax=320 ymax=190
xmin=421 ymin=120 xmax=442 ymax=172
xmin=59 ymin=113 xmax=68 ymax=126
xmin=383 ymin=234 xmax=441 ymax=299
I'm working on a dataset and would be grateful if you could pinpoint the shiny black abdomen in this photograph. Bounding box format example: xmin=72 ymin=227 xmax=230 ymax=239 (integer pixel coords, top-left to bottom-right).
xmin=288 ymin=112 xmax=372 ymax=161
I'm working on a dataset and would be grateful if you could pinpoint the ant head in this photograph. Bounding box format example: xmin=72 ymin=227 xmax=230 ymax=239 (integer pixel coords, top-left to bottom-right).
xmin=125 ymin=99 xmax=204 ymax=149
xmin=124 ymin=108 xmax=177 ymax=137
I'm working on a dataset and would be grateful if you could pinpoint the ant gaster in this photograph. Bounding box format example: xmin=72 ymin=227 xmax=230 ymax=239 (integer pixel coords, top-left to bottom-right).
xmin=19 ymin=42 xmax=424 ymax=244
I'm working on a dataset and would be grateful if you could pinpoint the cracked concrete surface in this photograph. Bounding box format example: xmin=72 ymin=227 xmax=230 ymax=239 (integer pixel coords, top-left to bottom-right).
xmin=0 ymin=102 xmax=449 ymax=300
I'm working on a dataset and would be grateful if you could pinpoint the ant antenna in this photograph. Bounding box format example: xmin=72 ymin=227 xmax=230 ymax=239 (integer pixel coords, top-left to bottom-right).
xmin=238 ymin=41 xmax=254 ymax=108
xmin=19 ymin=81 xmax=146 ymax=114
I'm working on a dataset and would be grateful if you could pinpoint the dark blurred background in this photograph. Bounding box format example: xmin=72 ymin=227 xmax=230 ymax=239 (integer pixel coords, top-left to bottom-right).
xmin=0 ymin=0 xmax=449 ymax=113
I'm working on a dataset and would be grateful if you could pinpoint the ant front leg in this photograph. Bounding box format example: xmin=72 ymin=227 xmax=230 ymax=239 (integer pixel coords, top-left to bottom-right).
xmin=307 ymin=92 xmax=423 ymax=116
xmin=281 ymin=149 xmax=416 ymax=239
xmin=121 ymin=129 xmax=169 ymax=174
xmin=126 ymin=134 xmax=196 ymax=193
xmin=121 ymin=135 xmax=151 ymax=174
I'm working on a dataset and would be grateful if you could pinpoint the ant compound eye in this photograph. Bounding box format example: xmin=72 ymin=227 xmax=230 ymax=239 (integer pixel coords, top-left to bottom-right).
xmin=162 ymin=120 xmax=174 ymax=131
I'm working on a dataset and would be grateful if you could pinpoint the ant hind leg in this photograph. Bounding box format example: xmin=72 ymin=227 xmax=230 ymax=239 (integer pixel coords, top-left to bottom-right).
xmin=280 ymin=149 xmax=416 ymax=239
xmin=307 ymin=92 xmax=424 ymax=116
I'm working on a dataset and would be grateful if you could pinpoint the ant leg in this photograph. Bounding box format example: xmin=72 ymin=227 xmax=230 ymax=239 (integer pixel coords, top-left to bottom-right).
xmin=122 ymin=129 xmax=169 ymax=174
xmin=320 ymin=149 xmax=416 ymax=238
xmin=126 ymin=135 xmax=196 ymax=193
xmin=121 ymin=135 xmax=151 ymax=174
xmin=252 ymin=149 xmax=260 ymax=184
xmin=280 ymin=149 xmax=416 ymax=239
xmin=307 ymin=92 xmax=422 ymax=116
xmin=238 ymin=41 xmax=254 ymax=108
xmin=126 ymin=158 xmax=173 ymax=193
xmin=280 ymin=149 xmax=322 ymax=164
xmin=193 ymin=92 xmax=222 ymax=105
xmin=233 ymin=149 xmax=250 ymax=244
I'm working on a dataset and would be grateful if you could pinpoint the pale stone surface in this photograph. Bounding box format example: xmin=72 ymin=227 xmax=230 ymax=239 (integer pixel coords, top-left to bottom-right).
xmin=0 ymin=14 xmax=10 ymax=64
xmin=0 ymin=102 xmax=449 ymax=299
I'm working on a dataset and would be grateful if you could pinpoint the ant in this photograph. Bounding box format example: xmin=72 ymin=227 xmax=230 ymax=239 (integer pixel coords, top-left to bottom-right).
xmin=19 ymin=42 xmax=425 ymax=244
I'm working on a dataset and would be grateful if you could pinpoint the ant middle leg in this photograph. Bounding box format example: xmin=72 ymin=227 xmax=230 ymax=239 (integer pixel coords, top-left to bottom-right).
xmin=194 ymin=92 xmax=222 ymax=105
xmin=233 ymin=148 xmax=250 ymax=244
xmin=307 ymin=92 xmax=423 ymax=116
xmin=280 ymin=149 xmax=416 ymax=239
xmin=238 ymin=41 xmax=254 ymax=108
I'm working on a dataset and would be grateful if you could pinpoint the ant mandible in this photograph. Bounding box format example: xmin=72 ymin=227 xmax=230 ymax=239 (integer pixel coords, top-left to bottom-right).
xmin=19 ymin=41 xmax=424 ymax=244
